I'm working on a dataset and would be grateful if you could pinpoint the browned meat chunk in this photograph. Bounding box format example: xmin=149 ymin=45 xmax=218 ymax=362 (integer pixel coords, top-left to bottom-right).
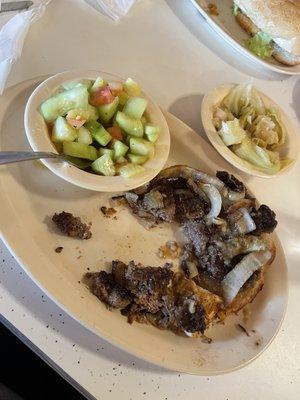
xmin=85 ymin=271 xmax=132 ymax=309
xmin=52 ymin=212 xmax=92 ymax=239
xmin=174 ymin=189 xmax=208 ymax=222
xmin=124 ymin=261 xmax=173 ymax=313
xmin=183 ymin=220 xmax=209 ymax=255
xmin=216 ymin=171 xmax=245 ymax=193
xmin=251 ymin=205 xmax=277 ymax=234
xmin=85 ymin=261 xmax=222 ymax=336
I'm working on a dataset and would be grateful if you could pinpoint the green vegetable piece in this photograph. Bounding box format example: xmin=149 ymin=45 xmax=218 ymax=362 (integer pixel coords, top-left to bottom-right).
xmin=118 ymin=91 xmax=130 ymax=106
xmin=52 ymin=116 xmax=78 ymax=143
xmin=232 ymin=138 xmax=281 ymax=174
xmin=112 ymin=140 xmax=129 ymax=160
xmin=63 ymin=156 xmax=92 ymax=169
xmin=218 ymin=119 xmax=246 ymax=146
xmin=124 ymin=78 xmax=141 ymax=97
xmin=232 ymin=3 xmax=239 ymax=16
xmin=85 ymin=120 xmax=112 ymax=146
xmin=98 ymin=148 xmax=115 ymax=160
xmin=118 ymin=163 xmax=145 ymax=178
xmin=115 ymin=156 xmax=127 ymax=164
xmin=98 ymin=96 xmax=119 ymax=124
xmin=129 ymin=137 xmax=155 ymax=158
xmin=127 ymin=153 xmax=148 ymax=165
xmin=91 ymin=153 xmax=116 ymax=176
xmin=41 ymin=86 xmax=89 ymax=123
xmin=90 ymin=77 xmax=107 ymax=93
xmin=76 ymin=126 xmax=93 ymax=145
xmin=144 ymin=124 xmax=160 ymax=143
xmin=115 ymin=111 xmax=143 ymax=137
xmin=67 ymin=104 xmax=98 ymax=122
xmin=246 ymin=32 xmax=273 ymax=60
xmin=123 ymin=97 xmax=148 ymax=119
xmin=62 ymin=79 xmax=92 ymax=91
xmin=63 ymin=142 xmax=98 ymax=161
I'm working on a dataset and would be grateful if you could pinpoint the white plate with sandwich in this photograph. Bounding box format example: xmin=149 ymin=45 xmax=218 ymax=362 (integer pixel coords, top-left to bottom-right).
xmin=189 ymin=0 xmax=300 ymax=75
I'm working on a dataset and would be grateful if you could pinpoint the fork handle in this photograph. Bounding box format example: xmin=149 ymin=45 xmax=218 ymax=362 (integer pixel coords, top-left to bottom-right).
xmin=0 ymin=151 xmax=57 ymax=165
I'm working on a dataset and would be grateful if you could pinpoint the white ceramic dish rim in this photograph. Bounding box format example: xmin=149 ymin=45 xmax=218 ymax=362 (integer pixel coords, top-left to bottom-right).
xmin=189 ymin=0 xmax=300 ymax=76
xmin=201 ymin=83 xmax=299 ymax=178
xmin=24 ymin=70 xmax=170 ymax=192
xmin=0 ymin=77 xmax=288 ymax=375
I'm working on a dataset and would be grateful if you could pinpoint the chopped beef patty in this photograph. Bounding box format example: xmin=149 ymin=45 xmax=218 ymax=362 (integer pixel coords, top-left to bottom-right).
xmin=216 ymin=171 xmax=245 ymax=193
xmin=52 ymin=212 xmax=92 ymax=239
xmin=85 ymin=261 xmax=222 ymax=336
xmin=251 ymin=205 xmax=278 ymax=234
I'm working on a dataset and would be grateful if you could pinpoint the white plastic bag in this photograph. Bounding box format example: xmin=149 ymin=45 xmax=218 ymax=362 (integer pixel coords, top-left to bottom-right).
xmin=0 ymin=0 xmax=50 ymax=94
xmin=87 ymin=0 xmax=136 ymax=20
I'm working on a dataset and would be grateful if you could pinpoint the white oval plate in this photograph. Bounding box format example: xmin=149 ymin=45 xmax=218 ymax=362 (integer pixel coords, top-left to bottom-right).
xmin=189 ymin=0 xmax=300 ymax=76
xmin=24 ymin=70 xmax=170 ymax=192
xmin=201 ymin=84 xmax=299 ymax=178
xmin=0 ymin=78 xmax=287 ymax=374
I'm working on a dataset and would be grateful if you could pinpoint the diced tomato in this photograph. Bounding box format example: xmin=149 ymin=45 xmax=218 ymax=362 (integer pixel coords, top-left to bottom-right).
xmin=90 ymin=85 xmax=115 ymax=106
xmin=107 ymin=126 xmax=123 ymax=141
xmin=108 ymin=81 xmax=123 ymax=96
xmin=66 ymin=116 xmax=86 ymax=129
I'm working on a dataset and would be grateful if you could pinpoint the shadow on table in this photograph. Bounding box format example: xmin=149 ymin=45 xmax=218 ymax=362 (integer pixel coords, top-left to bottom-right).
xmin=165 ymin=0 xmax=289 ymax=81
xmin=0 ymin=250 xmax=171 ymax=375
xmin=292 ymin=80 xmax=300 ymax=123
xmin=168 ymin=93 xmax=207 ymax=141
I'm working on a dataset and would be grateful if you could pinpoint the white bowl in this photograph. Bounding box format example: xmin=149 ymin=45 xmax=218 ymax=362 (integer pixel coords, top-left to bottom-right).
xmin=24 ymin=70 xmax=170 ymax=192
xmin=201 ymin=84 xmax=299 ymax=178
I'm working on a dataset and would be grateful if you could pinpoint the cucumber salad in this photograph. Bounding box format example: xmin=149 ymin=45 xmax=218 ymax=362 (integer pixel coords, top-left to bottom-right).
xmin=40 ymin=77 xmax=160 ymax=178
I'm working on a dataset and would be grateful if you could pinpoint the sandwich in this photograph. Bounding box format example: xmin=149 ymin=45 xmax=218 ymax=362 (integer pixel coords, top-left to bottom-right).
xmin=233 ymin=0 xmax=300 ymax=66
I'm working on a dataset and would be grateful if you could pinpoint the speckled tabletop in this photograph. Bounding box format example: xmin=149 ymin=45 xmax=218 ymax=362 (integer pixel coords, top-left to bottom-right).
xmin=0 ymin=1 xmax=300 ymax=399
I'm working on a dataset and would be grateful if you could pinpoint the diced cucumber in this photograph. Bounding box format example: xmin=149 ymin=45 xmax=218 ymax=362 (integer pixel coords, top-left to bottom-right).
xmin=98 ymin=148 xmax=115 ymax=160
xmin=124 ymin=78 xmax=141 ymax=96
xmin=112 ymin=140 xmax=129 ymax=160
xmin=52 ymin=116 xmax=78 ymax=143
xmin=41 ymin=86 xmax=89 ymax=123
xmin=129 ymin=137 xmax=155 ymax=158
xmin=85 ymin=121 xmax=112 ymax=146
xmin=63 ymin=156 xmax=92 ymax=169
xmin=98 ymin=96 xmax=119 ymax=124
xmin=63 ymin=142 xmax=98 ymax=161
xmin=91 ymin=154 xmax=116 ymax=176
xmin=123 ymin=97 xmax=148 ymax=119
xmin=90 ymin=77 xmax=107 ymax=93
xmin=67 ymin=105 xmax=98 ymax=122
xmin=118 ymin=91 xmax=130 ymax=106
xmin=76 ymin=126 xmax=93 ymax=145
xmin=115 ymin=111 xmax=143 ymax=137
xmin=115 ymin=156 xmax=127 ymax=164
xmin=62 ymin=79 xmax=92 ymax=91
xmin=118 ymin=163 xmax=145 ymax=178
xmin=127 ymin=153 xmax=148 ymax=165
xmin=144 ymin=124 xmax=160 ymax=143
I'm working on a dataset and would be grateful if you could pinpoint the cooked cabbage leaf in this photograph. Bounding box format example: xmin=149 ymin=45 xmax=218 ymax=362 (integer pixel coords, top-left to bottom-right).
xmin=222 ymin=84 xmax=265 ymax=117
xmin=246 ymin=32 xmax=273 ymax=60
xmin=232 ymin=138 xmax=281 ymax=174
xmin=250 ymin=115 xmax=279 ymax=147
xmin=219 ymin=118 xmax=246 ymax=146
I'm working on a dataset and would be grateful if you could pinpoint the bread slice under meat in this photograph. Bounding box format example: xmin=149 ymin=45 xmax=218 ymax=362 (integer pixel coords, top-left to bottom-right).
xmin=235 ymin=11 xmax=300 ymax=66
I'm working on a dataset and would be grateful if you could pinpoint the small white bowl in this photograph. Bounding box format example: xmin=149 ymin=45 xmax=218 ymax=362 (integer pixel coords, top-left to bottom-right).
xmin=24 ymin=70 xmax=170 ymax=192
xmin=201 ymin=84 xmax=299 ymax=178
